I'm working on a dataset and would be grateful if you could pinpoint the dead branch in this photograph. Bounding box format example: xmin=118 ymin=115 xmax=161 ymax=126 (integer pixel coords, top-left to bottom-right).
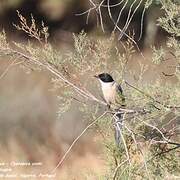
xmin=113 ymin=159 xmax=128 ymax=180
xmin=51 ymin=111 xmax=107 ymax=172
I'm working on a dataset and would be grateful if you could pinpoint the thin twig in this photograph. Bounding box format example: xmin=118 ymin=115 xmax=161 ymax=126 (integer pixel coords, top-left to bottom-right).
xmin=119 ymin=0 xmax=144 ymax=40
xmin=125 ymin=81 xmax=180 ymax=109
xmin=51 ymin=111 xmax=107 ymax=172
xmin=113 ymin=114 xmax=131 ymax=166
xmin=113 ymin=159 xmax=128 ymax=180
xmin=138 ymin=4 xmax=146 ymax=41
xmin=8 ymin=47 xmax=107 ymax=106
xmin=123 ymin=124 xmax=151 ymax=179
xmin=113 ymin=0 xmax=128 ymax=32
xmin=0 ymin=58 xmax=18 ymax=80
xmin=97 ymin=0 xmax=105 ymax=32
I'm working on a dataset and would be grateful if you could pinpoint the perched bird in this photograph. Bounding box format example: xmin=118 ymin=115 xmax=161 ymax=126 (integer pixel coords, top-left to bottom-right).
xmin=94 ymin=73 xmax=126 ymax=145
xmin=94 ymin=73 xmax=125 ymax=109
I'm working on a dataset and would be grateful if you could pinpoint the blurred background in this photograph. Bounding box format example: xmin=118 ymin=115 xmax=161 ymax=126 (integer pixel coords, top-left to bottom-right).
xmin=0 ymin=0 xmax=166 ymax=47
xmin=0 ymin=0 xmax=174 ymax=179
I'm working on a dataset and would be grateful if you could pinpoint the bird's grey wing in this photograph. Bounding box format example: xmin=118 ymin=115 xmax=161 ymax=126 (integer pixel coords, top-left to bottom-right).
xmin=115 ymin=84 xmax=126 ymax=107
xmin=117 ymin=84 xmax=123 ymax=94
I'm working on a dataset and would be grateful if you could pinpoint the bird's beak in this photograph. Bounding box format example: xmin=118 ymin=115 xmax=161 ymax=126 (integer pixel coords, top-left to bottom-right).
xmin=94 ymin=75 xmax=98 ymax=78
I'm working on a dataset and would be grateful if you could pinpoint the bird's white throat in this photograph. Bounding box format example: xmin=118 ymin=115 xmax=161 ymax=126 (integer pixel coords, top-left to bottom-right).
xmin=99 ymin=80 xmax=115 ymax=89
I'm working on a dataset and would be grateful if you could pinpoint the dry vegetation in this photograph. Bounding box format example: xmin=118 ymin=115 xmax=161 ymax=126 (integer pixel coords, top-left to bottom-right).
xmin=0 ymin=0 xmax=179 ymax=179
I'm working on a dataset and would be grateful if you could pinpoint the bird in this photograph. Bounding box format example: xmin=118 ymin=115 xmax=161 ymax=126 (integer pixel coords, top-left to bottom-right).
xmin=94 ymin=73 xmax=126 ymax=146
xmin=94 ymin=73 xmax=126 ymax=109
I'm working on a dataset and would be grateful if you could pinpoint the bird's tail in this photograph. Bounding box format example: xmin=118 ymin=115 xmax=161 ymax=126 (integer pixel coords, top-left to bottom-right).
xmin=114 ymin=113 xmax=123 ymax=146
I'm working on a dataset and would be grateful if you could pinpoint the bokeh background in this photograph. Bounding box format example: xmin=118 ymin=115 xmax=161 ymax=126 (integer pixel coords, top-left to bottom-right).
xmin=0 ymin=0 xmax=166 ymax=47
xmin=0 ymin=0 xmax=175 ymax=179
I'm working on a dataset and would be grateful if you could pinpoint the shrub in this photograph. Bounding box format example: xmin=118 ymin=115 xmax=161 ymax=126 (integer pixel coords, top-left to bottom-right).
xmin=0 ymin=0 xmax=179 ymax=179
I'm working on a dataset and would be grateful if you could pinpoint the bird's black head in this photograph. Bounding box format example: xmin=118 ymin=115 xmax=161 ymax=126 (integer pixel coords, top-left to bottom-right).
xmin=95 ymin=73 xmax=114 ymax=82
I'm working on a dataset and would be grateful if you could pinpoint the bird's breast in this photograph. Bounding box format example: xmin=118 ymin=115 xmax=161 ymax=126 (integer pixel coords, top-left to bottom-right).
xmin=101 ymin=84 xmax=116 ymax=104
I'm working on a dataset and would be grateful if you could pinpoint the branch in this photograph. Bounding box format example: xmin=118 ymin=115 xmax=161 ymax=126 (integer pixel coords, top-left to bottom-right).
xmin=6 ymin=47 xmax=107 ymax=107
xmin=0 ymin=58 xmax=19 ymax=80
xmin=119 ymin=0 xmax=144 ymax=40
xmin=51 ymin=111 xmax=107 ymax=172
xmin=112 ymin=114 xmax=131 ymax=165
xmin=77 ymin=0 xmax=146 ymax=58
xmin=113 ymin=159 xmax=128 ymax=180
xmin=123 ymin=124 xmax=150 ymax=179
xmin=125 ymin=81 xmax=180 ymax=109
